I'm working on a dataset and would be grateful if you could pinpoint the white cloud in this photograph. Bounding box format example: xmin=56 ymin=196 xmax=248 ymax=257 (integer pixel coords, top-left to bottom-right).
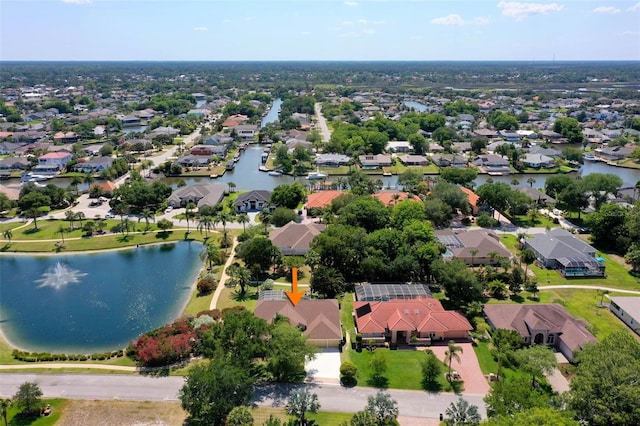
xmin=342 ymin=20 xmax=354 ymax=26
xmin=431 ymin=14 xmax=464 ymax=25
xmin=623 ymin=30 xmax=640 ymax=35
xmin=628 ymin=2 xmax=640 ymax=11
xmin=60 ymin=0 xmax=92 ymax=4
xmin=497 ymin=1 xmax=564 ymax=21
xmin=357 ymin=19 xmax=386 ymax=25
xmin=344 ymin=1 xmax=359 ymax=6
xmin=193 ymin=27 xmax=208 ymax=32
xmin=474 ymin=17 xmax=491 ymax=25
xmin=592 ymin=6 xmax=620 ymax=14
xmin=301 ymin=31 xmax=312 ymax=36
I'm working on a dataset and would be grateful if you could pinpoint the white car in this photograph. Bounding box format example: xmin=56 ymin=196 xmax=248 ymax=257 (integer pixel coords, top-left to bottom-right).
xmin=104 ymin=213 xmax=115 ymax=219
xmin=164 ymin=206 xmax=173 ymax=213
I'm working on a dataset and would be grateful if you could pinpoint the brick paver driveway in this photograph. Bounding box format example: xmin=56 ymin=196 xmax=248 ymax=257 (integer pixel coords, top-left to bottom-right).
xmin=428 ymin=342 xmax=490 ymax=394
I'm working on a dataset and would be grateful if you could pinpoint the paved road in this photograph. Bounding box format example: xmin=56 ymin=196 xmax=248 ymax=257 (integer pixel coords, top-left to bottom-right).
xmin=314 ymin=102 xmax=331 ymax=143
xmin=0 ymin=373 xmax=486 ymax=419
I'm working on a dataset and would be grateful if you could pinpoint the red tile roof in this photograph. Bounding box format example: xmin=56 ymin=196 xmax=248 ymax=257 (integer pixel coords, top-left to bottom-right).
xmin=353 ymin=299 xmax=472 ymax=335
xmin=458 ymin=186 xmax=479 ymax=207
xmin=305 ymin=190 xmax=344 ymax=209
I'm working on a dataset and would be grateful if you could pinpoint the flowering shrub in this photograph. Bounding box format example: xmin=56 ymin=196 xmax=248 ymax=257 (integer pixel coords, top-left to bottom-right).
xmin=129 ymin=317 xmax=196 ymax=367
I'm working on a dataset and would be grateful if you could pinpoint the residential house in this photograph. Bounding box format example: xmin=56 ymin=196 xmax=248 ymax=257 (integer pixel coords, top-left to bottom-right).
xmin=428 ymin=143 xmax=445 ymax=153
xmin=523 ymin=228 xmax=605 ymax=277
xmin=37 ymin=151 xmax=72 ymax=172
xmin=121 ymin=115 xmax=141 ymax=127
xmin=149 ymin=126 xmax=180 ymax=137
xmin=372 ymin=191 xmax=420 ymax=206
xmin=190 ymin=144 xmax=217 ymax=156
xmin=399 ymin=155 xmax=429 ymax=166
xmin=90 ymin=181 xmax=116 ymax=196
xmin=483 ymin=304 xmax=598 ymax=362
xmin=359 ymin=154 xmax=392 ymax=169
xmin=175 ymin=155 xmax=211 ymax=167
xmin=499 ymin=130 xmax=521 ymax=142
xmin=315 ymin=153 xmax=351 ymax=167
xmin=432 ymin=154 xmax=468 ymax=168
xmin=473 ymin=129 xmax=499 ymax=139
xmin=353 ymin=299 xmax=472 ymax=345
xmin=436 ymin=229 xmax=511 ymax=265
xmin=539 ymin=130 xmax=566 ymax=144
xmin=451 ymin=142 xmax=472 ymax=153
xmin=81 ymin=144 xmax=106 ymax=156
xmin=0 ymin=157 xmax=30 ymax=171
xmin=269 ymin=222 xmax=326 ymax=256
xmin=167 ymin=184 xmax=226 ymax=209
xmin=234 ymin=190 xmax=272 ymax=213
xmin=73 ymin=157 xmax=114 ymax=173
xmin=386 ymin=141 xmax=412 ymax=153
xmin=254 ymin=299 xmax=342 ymax=348
xmin=53 ymin=131 xmax=79 ymax=143
xmin=305 ymin=190 xmax=344 ymax=211
xmin=473 ymin=154 xmax=511 ymax=175
xmin=222 ymin=114 xmax=249 ymax=127
xmin=458 ymin=186 xmax=480 ymax=215
xmin=608 ymin=297 xmax=640 ymax=336
xmin=233 ymin=124 xmax=258 ymax=139
xmin=203 ymin=135 xmax=233 ymax=146
xmin=516 ymin=187 xmax=557 ymax=207
xmin=595 ymin=145 xmax=634 ymax=162
xmin=527 ymin=145 xmax=562 ymax=158
xmin=522 ymin=153 xmax=555 ymax=169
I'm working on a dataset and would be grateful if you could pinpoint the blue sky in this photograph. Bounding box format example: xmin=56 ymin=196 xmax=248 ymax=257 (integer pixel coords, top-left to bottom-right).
xmin=1 ymin=0 xmax=639 ymax=61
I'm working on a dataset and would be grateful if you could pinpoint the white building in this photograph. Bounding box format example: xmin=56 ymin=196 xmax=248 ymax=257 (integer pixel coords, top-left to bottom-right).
xmin=609 ymin=297 xmax=640 ymax=336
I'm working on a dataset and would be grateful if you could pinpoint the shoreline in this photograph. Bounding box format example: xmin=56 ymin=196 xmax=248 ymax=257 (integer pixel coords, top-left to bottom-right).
xmin=0 ymin=239 xmax=194 ymax=257
xmin=0 ymin=240 xmax=205 ymax=358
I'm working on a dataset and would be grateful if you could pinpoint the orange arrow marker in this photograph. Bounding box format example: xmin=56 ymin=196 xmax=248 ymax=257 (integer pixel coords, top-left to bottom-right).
xmin=285 ymin=267 xmax=305 ymax=306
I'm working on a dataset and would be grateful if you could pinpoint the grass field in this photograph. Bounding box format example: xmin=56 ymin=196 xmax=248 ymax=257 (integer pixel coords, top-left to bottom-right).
xmin=5 ymin=399 xmax=65 ymax=426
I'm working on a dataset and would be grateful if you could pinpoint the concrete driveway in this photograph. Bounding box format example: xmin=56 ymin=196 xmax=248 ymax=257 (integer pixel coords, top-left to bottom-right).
xmin=429 ymin=342 xmax=490 ymax=395
xmin=305 ymin=348 xmax=341 ymax=384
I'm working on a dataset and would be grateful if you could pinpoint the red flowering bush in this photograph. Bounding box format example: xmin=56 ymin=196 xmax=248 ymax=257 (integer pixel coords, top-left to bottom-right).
xmin=129 ymin=317 xmax=196 ymax=367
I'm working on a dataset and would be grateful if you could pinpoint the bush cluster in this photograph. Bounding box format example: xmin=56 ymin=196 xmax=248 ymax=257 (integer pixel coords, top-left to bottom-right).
xmin=128 ymin=317 xmax=196 ymax=367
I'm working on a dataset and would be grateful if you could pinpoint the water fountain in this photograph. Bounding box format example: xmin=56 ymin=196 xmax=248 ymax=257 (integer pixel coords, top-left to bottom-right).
xmin=35 ymin=261 xmax=87 ymax=289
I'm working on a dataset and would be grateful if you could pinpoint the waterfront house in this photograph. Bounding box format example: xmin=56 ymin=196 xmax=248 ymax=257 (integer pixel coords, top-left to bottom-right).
xmin=167 ymin=184 xmax=226 ymax=209
xmin=73 ymin=157 xmax=114 ymax=173
xmin=386 ymin=141 xmax=412 ymax=153
xmin=399 ymin=154 xmax=429 ymax=166
xmin=234 ymin=190 xmax=272 ymax=213
xmin=315 ymin=153 xmax=351 ymax=167
xmin=359 ymin=154 xmax=392 ymax=169
xmin=522 ymin=153 xmax=555 ymax=169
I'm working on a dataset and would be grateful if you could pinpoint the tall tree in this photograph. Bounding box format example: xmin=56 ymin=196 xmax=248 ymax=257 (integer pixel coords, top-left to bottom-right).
xmin=569 ymin=331 xmax=640 ymax=426
xmin=365 ymin=391 xmax=399 ymax=426
xmin=13 ymin=382 xmax=42 ymax=416
xmin=514 ymin=345 xmax=557 ymax=387
xmin=445 ymin=340 xmax=463 ymax=378
xmin=179 ymin=353 xmax=254 ymax=426
xmin=445 ymin=397 xmax=481 ymax=426
xmin=285 ymin=389 xmax=320 ymax=426
xmin=0 ymin=398 xmax=12 ymax=426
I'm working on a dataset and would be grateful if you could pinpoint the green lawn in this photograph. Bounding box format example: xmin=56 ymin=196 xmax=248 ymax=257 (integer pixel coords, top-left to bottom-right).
xmin=343 ymin=347 xmax=459 ymax=392
xmin=511 ymin=214 xmax=556 ymax=228
xmin=216 ymin=287 xmax=260 ymax=311
xmin=5 ymin=398 xmax=65 ymax=426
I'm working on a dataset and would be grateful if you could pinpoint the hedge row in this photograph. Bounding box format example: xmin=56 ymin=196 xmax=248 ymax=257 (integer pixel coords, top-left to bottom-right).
xmin=12 ymin=349 xmax=124 ymax=362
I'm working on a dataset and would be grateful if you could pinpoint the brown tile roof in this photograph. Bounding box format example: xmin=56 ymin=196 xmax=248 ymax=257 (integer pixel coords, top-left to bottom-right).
xmin=353 ymin=299 xmax=472 ymax=335
xmin=91 ymin=180 xmax=117 ymax=193
xmin=482 ymin=304 xmax=598 ymax=353
xmin=254 ymin=299 xmax=341 ymax=341
xmin=269 ymin=222 xmax=326 ymax=255
xmin=305 ymin=190 xmax=344 ymax=209
xmin=458 ymin=186 xmax=479 ymax=207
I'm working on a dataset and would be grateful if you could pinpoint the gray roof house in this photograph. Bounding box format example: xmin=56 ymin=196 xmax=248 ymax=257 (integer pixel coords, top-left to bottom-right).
xmin=167 ymin=184 xmax=226 ymax=209
xmin=483 ymin=303 xmax=598 ymax=362
xmin=74 ymin=157 xmax=114 ymax=173
xmin=516 ymin=187 xmax=556 ymax=206
xmin=315 ymin=153 xmax=351 ymax=167
xmin=522 ymin=153 xmax=555 ymax=169
xmin=234 ymin=190 xmax=272 ymax=213
xmin=523 ymin=228 xmax=604 ymax=277
xmin=473 ymin=154 xmax=511 ymax=174
xmin=399 ymin=154 xmax=429 ymax=166
xmin=431 ymin=154 xmax=467 ymax=168
xmin=0 ymin=157 xmax=30 ymax=171
xmin=608 ymin=297 xmax=640 ymax=336
xmin=359 ymin=154 xmax=392 ymax=169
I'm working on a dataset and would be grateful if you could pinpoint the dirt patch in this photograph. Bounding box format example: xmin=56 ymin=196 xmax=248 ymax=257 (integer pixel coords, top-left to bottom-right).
xmin=56 ymin=400 xmax=187 ymax=426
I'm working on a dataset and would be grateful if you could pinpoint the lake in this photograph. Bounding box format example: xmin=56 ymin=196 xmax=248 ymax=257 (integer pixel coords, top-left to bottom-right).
xmin=260 ymin=98 xmax=282 ymax=128
xmin=0 ymin=242 xmax=203 ymax=353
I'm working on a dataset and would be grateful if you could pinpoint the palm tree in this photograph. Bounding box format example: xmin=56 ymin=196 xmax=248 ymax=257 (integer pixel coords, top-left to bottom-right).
xmin=141 ymin=160 xmax=153 ymax=177
xmin=75 ymin=211 xmax=86 ymax=228
xmin=0 ymin=397 xmax=12 ymax=426
xmin=57 ymin=224 xmax=66 ymax=243
xmin=122 ymin=217 xmax=132 ymax=235
xmin=510 ymin=179 xmax=520 ymax=186
xmin=138 ymin=209 xmax=155 ymax=231
xmin=200 ymin=243 xmax=225 ymax=270
xmin=3 ymin=228 xmax=13 ymax=242
xmin=259 ymin=209 xmax=272 ymax=233
xmin=227 ymin=262 xmax=252 ymax=295
xmin=70 ymin=175 xmax=83 ymax=196
xmin=445 ymin=340 xmax=463 ymax=379
xmin=65 ymin=210 xmax=76 ymax=229
xmin=228 ymin=181 xmax=236 ymax=193
xmin=96 ymin=218 xmax=106 ymax=234
xmin=83 ymin=173 xmax=95 ymax=187
xmin=197 ymin=215 xmax=213 ymax=238
xmin=520 ymin=248 xmax=536 ymax=285
xmin=185 ymin=202 xmax=196 ymax=233
xmin=469 ymin=248 xmax=478 ymax=266
xmin=516 ymin=232 xmax=527 ymax=249
xmin=217 ymin=212 xmax=233 ymax=234
xmin=527 ymin=177 xmax=536 ymax=187
xmin=237 ymin=212 xmax=250 ymax=232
